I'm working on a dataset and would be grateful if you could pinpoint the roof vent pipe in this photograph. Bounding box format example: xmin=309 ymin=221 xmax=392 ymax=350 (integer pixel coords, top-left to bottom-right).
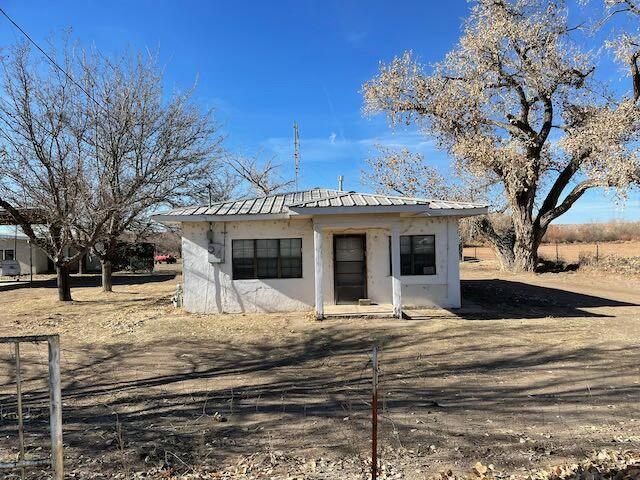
xmin=338 ymin=175 xmax=344 ymax=191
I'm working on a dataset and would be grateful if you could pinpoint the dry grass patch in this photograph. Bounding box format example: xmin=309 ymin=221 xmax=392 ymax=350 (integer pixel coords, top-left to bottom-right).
xmin=0 ymin=266 xmax=639 ymax=479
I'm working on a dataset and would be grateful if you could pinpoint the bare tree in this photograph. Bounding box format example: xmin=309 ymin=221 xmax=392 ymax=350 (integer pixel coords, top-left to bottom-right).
xmin=602 ymin=1 xmax=640 ymax=99
xmin=0 ymin=41 xmax=115 ymax=300
xmin=361 ymin=145 xmax=465 ymax=200
xmin=227 ymin=154 xmax=294 ymax=196
xmin=78 ymin=48 xmax=226 ymax=291
xmin=363 ymin=0 xmax=640 ymax=271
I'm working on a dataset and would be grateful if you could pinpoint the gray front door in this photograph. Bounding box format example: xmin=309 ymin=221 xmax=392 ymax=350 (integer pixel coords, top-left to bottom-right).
xmin=333 ymin=235 xmax=367 ymax=304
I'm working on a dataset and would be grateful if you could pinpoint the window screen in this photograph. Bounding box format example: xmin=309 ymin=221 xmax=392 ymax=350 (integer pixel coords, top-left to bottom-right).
xmin=232 ymin=240 xmax=255 ymax=280
xmin=232 ymin=239 xmax=302 ymax=279
xmin=4 ymin=249 xmax=15 ymax=261
xmin=279 ymin=238 xmax=302 ymax=278
xmin=389 ymin=235 xmax=436 ymax=275
xmin=256 ymin=239 xmax=279 ymax=278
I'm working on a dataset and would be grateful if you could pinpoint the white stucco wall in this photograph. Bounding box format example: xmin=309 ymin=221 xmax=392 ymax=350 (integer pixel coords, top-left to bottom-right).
xmin=319 ymin=216 xmax=459 ymax=308
xmin=182 ymin=218 xmax=316 ymax=313
xmin=0 ymin=237 xmax=50 ymax=274
xmin=181 ymin=214 xmax=461 ymax=313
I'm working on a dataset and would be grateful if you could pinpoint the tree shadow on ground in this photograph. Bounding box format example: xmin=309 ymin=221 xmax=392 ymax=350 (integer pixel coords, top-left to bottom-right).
xmin=458 ymin=278 xmax=638 ymax=319
xmin=1 ymin=321 xmax=638 ymax=476
xmin=0 ymin=272 xmax=177 ymax=293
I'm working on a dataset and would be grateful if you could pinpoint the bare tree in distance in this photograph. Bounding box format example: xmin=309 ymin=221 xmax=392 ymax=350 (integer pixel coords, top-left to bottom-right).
xmin=363 ymin=0 xmax=640 ymax=271
xmin=189 ymin=167 xmax=240 ymax=206
xmin=361 ymin=145 xmax=465 ymax=200
xmin=0 ymin=40 xmax=116 ymax=300
xmin=78 ymin=47 xmax=226 ymax=291
xmin=227 ymin=154 xmax=294 ymax=196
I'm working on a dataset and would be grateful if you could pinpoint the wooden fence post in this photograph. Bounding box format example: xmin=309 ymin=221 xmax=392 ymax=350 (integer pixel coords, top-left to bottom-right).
xmin=15 ymin=342 xmax=25 ymax=479
xmin=372 ymin=345 xmax=379 ymax=480
xmin=48 ymin=336 xmax=63 ymax=480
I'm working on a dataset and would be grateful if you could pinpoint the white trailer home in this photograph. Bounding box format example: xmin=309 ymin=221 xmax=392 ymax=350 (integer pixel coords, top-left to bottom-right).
xmin=153 ymin=188 xmax=487 ymax=318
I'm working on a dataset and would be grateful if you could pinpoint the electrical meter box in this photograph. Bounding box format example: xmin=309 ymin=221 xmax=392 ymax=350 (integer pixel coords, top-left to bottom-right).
xmin=208 ymin=242 xmax=224 ymax=263
xmin=207 ymin=224 xmax=225 ymax=264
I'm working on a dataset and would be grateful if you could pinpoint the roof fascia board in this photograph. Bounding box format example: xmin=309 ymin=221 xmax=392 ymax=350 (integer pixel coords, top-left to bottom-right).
xmin=151 ymin=206 xmax=488 ymax=224
xmin=289 ymin=205 xmax=487 ymax=216
xmin=289 ymin=205 xmax=431 ymax=215
xmin=151 ymin=212 xmax=296 ymax=224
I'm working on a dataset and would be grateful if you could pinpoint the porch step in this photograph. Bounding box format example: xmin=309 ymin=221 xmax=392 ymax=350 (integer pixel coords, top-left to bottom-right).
xmin=323 ymin=303 xmax=397 ymax=318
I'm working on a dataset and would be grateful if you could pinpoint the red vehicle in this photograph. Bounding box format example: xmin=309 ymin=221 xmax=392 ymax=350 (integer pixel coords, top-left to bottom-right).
xmin=154 ymin=253 xmax=177 ymax=264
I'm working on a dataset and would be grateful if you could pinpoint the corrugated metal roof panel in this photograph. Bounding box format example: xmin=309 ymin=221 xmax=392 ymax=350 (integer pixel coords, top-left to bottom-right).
xmin=157 ymin=188 xmax=487 ymax=217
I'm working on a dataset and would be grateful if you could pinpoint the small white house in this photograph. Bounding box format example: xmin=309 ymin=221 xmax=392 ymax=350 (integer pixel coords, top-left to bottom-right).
xmin=0 ymin=231 xmax=102 ymax=276
xmin=153 ymin=188 xmax=487 ymax=318
xmin=0 ymin=233 xmax=50 ymax=274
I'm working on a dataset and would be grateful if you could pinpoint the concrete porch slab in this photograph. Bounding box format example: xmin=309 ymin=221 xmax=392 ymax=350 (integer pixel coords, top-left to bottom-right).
xmin=324 ymin=303 xmax=395 ymax=318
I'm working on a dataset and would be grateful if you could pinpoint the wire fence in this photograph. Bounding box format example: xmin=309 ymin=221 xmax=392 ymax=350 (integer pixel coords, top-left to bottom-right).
xmin=463 ymin=241 xmax=640 ymax=264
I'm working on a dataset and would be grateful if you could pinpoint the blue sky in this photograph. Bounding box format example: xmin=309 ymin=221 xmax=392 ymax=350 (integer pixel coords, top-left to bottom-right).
xmin=0 ymin=0 xmax=638 ymax=223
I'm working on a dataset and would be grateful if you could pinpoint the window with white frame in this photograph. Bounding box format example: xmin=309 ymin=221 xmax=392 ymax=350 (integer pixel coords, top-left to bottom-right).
xmin=389 ymin=235 xmax=436 ymax=275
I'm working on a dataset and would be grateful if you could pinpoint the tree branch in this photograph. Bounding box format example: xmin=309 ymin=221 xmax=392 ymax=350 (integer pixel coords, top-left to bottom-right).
xmin=537 ymin=180 xmax=597 ymax=229
xmin=535 ymin=151 xmax=589 ymax=228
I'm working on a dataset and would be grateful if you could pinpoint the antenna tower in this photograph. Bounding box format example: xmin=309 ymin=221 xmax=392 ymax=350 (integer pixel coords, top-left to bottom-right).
xmin=293 ymin=122 xmax=300 ymax=188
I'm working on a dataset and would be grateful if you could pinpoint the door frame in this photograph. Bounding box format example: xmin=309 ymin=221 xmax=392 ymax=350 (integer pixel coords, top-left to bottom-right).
xmin=332 ymin=233 xmax=367 ymax=304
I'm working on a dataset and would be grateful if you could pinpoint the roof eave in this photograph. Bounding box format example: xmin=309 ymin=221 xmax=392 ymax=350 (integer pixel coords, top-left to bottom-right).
xmin=414 ymin=206 xmax=489 ymax=217
xmin=151 ymin=205 xmax=489 ymax=224
xmin=288 ymin=205 xmax=488 ymax=216
xmin=151 ymin=212 xmax=296 ymax=224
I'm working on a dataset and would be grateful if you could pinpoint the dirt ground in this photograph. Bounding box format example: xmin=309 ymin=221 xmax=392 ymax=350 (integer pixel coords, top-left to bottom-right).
xmin=0 ymin=261 xmax=639 ymax=479
xmin=463 ymin=240 xmax=640 ymax=263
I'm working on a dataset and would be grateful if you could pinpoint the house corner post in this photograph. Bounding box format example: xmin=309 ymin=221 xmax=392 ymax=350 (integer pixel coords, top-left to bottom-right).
xmin=447 ymin=220 xmax=461 ymax=308
xmin=391 ymin=223 xmax=402 ymax=318
xmin=313 ymin=221 xmax=324 ymax=320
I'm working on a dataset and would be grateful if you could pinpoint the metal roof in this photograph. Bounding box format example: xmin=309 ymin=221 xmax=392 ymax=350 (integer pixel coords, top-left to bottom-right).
xmin=154 ymin=188 xmax=487 ymax=221
xmin=165 ymin=188 xmax=342 ymax=217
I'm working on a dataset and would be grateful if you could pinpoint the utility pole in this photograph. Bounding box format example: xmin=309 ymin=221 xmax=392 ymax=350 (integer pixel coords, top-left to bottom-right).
xmin=293 ymin=122 xmax=300 ymax=189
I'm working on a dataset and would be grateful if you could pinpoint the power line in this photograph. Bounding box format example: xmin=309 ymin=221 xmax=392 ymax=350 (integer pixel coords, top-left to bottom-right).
xmin=0 ymin=6 xmax=110 ymax=116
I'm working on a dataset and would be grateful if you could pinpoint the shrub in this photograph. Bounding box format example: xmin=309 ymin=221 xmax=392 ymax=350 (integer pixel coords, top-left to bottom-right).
xmin=543 ymin=221 xmax=640 ymax=244
xmin=577 ymin=252 xmax=640 ymax=275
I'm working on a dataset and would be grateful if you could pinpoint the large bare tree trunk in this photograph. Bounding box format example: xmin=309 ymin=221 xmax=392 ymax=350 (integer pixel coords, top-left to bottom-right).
xmin=101 ymin=259 xmax=113 ymax=293
xmin=478 ymin=213 xmax=541 ymax=272
xmin=56 ymin=264 xmax=72 ymax=301
xmin=488 ymin=237 xmax=515 ymax=270
xmin=512 ymin=234 xmax=539 ymax=272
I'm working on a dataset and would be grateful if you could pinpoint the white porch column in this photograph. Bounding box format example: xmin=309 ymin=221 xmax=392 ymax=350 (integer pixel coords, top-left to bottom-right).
xmin=313 ymin=222 xmax=324 ymax=320
xmin=446 ymin=219 xmax=461 ymax=308
xmin=390 ymin=223 xmax=402 ymax=318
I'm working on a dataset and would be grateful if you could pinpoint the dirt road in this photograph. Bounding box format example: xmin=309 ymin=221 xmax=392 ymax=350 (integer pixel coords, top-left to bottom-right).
xmin=0 ymin=264 xmax=638 ymax=479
